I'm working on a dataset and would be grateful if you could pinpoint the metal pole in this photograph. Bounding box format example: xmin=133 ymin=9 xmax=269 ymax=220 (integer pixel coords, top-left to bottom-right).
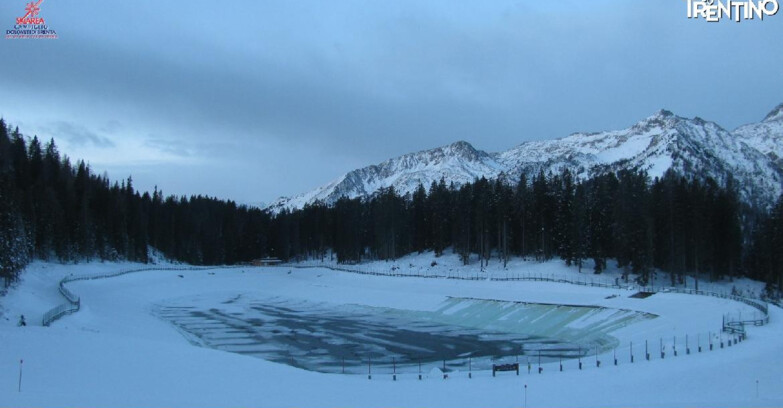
xmin=368 ymin=354 xmax=372 ymax=380
xmin=18 ymin=359 xmax=23 ymax=393
xmin=524 ymin=384 xmax=527 ymax=408
xmin=443 ymin=359 xmax=447 ymax=379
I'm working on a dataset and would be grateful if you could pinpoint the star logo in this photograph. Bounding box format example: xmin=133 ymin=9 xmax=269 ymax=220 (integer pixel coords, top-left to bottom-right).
xmin=7 ymin=0 xmax=57 ymax=39
xmin=21 ymin=0 xmax=43 ymax=20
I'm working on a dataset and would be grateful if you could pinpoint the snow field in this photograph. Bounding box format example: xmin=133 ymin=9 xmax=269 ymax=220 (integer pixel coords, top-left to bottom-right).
xmin=1 ymin=255 xmax=781 ymax=408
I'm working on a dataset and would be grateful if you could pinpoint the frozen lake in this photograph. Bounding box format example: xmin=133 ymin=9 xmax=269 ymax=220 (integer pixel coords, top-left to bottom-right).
xmin=155 ymin=294 xmax=655 ymax=374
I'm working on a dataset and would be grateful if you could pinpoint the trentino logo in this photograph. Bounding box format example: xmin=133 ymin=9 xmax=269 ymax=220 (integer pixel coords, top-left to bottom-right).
xmin=6 ymin=0 xmax=58 ymax=39
xmin=685 ymin=0 xmax=779 ymax=22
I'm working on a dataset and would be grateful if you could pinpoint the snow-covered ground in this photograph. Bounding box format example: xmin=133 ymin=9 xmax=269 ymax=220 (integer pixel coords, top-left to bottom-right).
xmin=1 ymin=254 xmax=781 ymax=408
xmin=295 ymin=251 xmax=768 ymax=301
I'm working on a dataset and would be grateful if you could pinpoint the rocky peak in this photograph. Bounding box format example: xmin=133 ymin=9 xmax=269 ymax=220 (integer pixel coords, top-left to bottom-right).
xmin=441 ymin=140 xmax=482 ymax=160
xmin=631 ymin=109 xmax=680 ymax=132
xmin=763 ymin=103 xmax=783 ymax=122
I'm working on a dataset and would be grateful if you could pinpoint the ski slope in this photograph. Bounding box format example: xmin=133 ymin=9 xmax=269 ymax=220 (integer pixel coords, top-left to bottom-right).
xmin=1 ymin=255 xmax=781 ymax=408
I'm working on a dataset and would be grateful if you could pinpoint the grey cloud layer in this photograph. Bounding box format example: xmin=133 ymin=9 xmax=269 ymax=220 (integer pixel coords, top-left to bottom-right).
xmin=0 ymin=1 xmax=780 ymax=203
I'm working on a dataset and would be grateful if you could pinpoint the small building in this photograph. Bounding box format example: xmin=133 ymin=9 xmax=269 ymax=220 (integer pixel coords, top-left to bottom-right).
xmin=252 ymin=257 xmax=283 ymax=266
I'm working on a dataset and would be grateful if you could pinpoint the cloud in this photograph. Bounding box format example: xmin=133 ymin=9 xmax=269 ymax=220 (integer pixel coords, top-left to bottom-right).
xmin=0 ymin=1 xmax=781 ymax=204
xmin=99 ymin=120 xmax=123 ymax=135
xmin=144 ymin=138 xmax=193 ymax=158
xmin=41 ymin=121 xmax=115 ymax=149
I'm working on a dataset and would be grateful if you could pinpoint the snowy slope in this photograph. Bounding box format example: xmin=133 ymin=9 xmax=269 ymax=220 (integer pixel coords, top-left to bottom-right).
xmin=1 ymin=257 xmax=781 ymax=408
xmin=733 ymin=103 xmax=783 ymax=171
xmin=270 ymin=105 xmax=783 ymax=212
xmin=268 ymin=141 xmax=505 ymax=212
xmin=500 ymin=110 xmax=783 ymax=208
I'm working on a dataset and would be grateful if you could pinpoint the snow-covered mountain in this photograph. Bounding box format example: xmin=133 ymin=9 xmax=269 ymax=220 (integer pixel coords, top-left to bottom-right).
xmin=268 ymin=141 xmax=506 ymax=212
xmin=497 ymin=109 xmax=783 ymax=208
xmin=269 ymin=105 xmax=783 ymax=212
xmin=733 ymin=103 xmax=783 ymax=169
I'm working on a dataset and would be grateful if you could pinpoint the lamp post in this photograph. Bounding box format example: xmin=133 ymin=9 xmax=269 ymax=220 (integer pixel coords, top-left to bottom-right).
xmin=18 ymin=359 xmax=23 ymax=393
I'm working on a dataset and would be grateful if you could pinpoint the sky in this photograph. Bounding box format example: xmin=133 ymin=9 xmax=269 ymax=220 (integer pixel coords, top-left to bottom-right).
xmin=1 ymin=1 xmax=781 ymax=206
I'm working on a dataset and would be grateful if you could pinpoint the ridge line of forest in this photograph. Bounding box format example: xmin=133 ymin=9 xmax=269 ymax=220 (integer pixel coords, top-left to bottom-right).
xmin=1 ymin=119 xmax=781 ymax=298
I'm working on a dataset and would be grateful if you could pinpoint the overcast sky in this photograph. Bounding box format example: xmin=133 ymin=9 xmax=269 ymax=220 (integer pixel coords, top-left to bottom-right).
xmin=1 ymin=1 xmax=781 ymax=205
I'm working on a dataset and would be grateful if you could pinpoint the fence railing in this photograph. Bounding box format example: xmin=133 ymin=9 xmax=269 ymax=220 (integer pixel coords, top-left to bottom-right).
xmin=41 ymin=266 xmax=215 ymax=326
xmin=281 ymin=263 xmax=770 ymax=378
xmin=286 ymin=263 xmax=770 ymax=336
xmin=302 ymin=329 xmax=748 ymax=378
xmin=37 ymin=261 xmax=772 ymax=380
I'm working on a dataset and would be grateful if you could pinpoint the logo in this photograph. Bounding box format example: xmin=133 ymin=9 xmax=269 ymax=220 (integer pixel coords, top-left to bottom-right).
xmin=6 ymin=0 xmax=58 ymax=39
xmin=686 ymin=0 xmax=779 ymax=22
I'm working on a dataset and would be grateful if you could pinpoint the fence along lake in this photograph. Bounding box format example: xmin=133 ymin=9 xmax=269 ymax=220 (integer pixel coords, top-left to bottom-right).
xmin=154 ymin=295 xmax=656 ymax=374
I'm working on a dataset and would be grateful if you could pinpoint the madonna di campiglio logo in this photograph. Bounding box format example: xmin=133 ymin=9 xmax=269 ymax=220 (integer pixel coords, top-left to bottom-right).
xmin=686 ymin=0 xmax=779 ymax=22
xmin=6 ymin=0 xmax=58 ymax=39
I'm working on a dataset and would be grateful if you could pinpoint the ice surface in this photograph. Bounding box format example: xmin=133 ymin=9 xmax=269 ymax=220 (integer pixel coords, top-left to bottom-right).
xmin=1 ymin=256 xmax=780 ymax=408
xmin=154 ymin=295 xmax=654 ymax=373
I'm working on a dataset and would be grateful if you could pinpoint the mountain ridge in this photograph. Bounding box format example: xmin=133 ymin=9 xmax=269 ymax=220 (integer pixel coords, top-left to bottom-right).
xmin=268 ymin=104 xmax=783 ymax=212
xmin=762 ymin=103 xmax=783 ymax=122
xmin=734 ymin=104 xmax=783 ymax=172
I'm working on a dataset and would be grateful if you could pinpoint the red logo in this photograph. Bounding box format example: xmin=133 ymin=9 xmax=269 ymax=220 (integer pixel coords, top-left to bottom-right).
xmin=16 ymin=1 xmax=45 ymax=25
xmin=6 ymin=0 xmax=58 ymax=40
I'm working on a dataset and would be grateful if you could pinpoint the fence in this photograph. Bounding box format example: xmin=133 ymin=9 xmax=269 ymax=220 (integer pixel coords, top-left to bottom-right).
xmin=41 ymin=266 xmax=216 ymax=326
xmin=287 ymin=263 xmax=770 ymax=337
xmin=39 ymin=261 xmax=771 ymax=379
xmin=290 ymin=328 xmax=748 ymax=379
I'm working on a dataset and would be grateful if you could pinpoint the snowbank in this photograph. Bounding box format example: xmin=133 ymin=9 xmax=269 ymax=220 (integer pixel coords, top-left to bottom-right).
xmin=0 ymin=255 xmax=780 ymax=408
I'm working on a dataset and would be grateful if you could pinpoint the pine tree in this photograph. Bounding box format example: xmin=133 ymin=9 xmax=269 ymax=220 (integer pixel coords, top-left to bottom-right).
xmin=429 ymin=178 xmax=450 ymax=257
xmin=572 ymin=182 xmax=588 ymax=272
xmin=0 ymin=176 xmax=30 ymax=286
xmin=0 ymin=119 xmax=11 ymax=173
xmin=531 ymin=170 xmax=555 ymax=261
xmin=494 ymin=177 xmax=512 ymax=268
xmin=710 ymin=177 xmax=741 ymax=280
xmin=411 ymin=184 xmax=428 ymax=253
xmin=555 ymin=169 xmax=576 ymax=265
xmin=333 ymin=197 xmax=362 ymax=263
xmin=454 ymin=184 xmax=473 ymax=265
xmin=585 ymin=174 xmax=616 ymax=274
xmin=514 ymin=173 xmax=530 ymax=259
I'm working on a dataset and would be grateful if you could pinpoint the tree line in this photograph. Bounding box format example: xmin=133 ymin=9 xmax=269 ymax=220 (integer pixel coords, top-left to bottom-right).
xmin=275 ymin=170 xmax=750 ymax=286
xmin=1 ymin=120 xmax=781 ymax=297
xmin=0 ymin=120 xmax=271 ymax=285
